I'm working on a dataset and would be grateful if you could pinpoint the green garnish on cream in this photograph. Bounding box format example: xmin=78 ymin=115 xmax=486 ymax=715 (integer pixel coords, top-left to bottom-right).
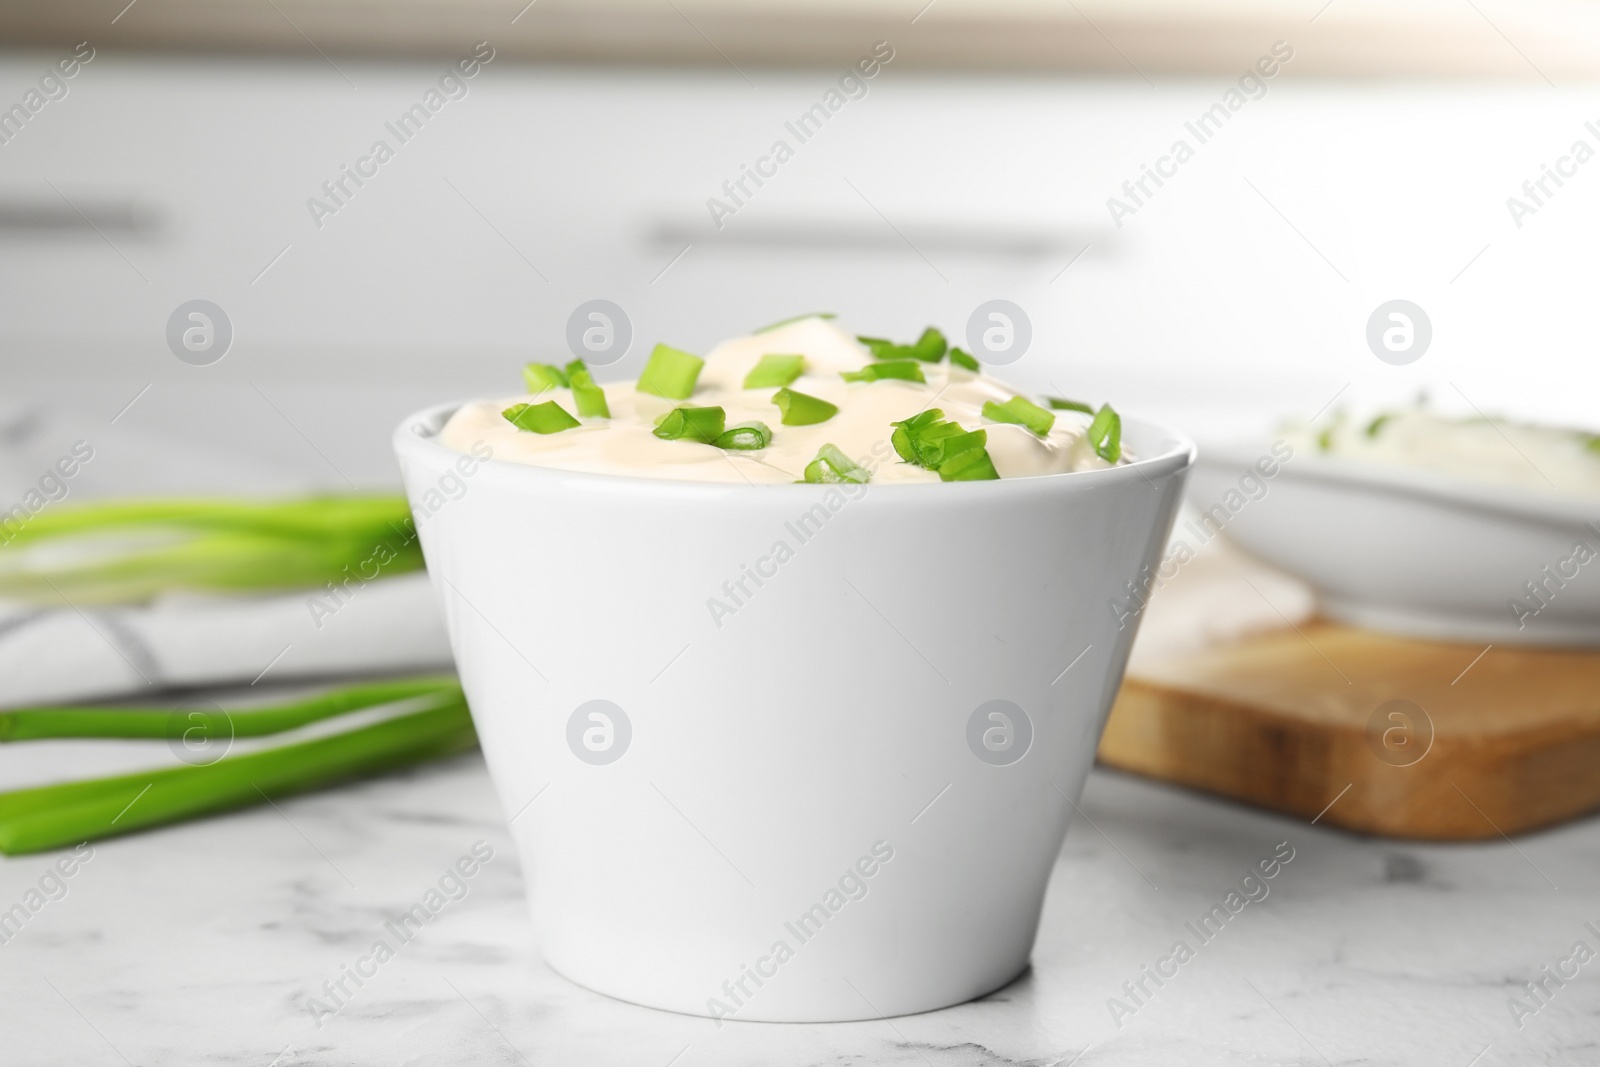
xmin=522 ymin=362 xmax=569 ymax=395
xmin=744 ymin=354 xmax=806 ymax=389
xmin=983 ymin=396 xmax=1055 ymax=437
xmin=1088 ymin=404 xmax=1122 ymax=463
xmin=857 ymin=327 xmax=947 ymax=363
xmin=841 ymin=360 xmax=926 ymax=384
xmin=948 ymin=347 xmax=981 ymax=371
xmin=1046 ymin=397 xmax=1094 ymax=414
xmin=715 ymin=422 xmax=773 ymax=451
xmin=803 ymin=444 xmax=870 ymax=484
xmin=654 ymin=406 xmax=727 ymax=444
xmin=773 ymin=387 xmax=838 ymax=426
xmin=638 ymin=344 xmax=704 ymax=400
xmin=504 ymin=400 xmax=581 ymax=434
xmin=891 ymin=409 xmax=1000 ymax=481
xmin=565 ymin=360 xmax=611 ymax=418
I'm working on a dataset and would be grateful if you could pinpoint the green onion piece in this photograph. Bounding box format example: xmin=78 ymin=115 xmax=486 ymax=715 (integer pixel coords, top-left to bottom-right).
xmin=803 ymin=444 xmax=870 ymax=484
xmin=564 ymin=360 xmax=611 ymax=418
xmin=948 ymin=347 xmax=981 ymax=371
xmin=772 ymin=387 xmax=839 ymax=426
xmin=938 ymin=444 xmax=1001 ymax=481
xmin=891 ymin=410 xmax=1001 ymax=480
xmin=653 ymin=406 xmax=727 ymax=444
xmin=982 ymin=396 xmax=1056 ymax=437
xmin=754 ymin=312 xmax=835 ymax=334
xmin=714 ymin=421 xmax=773 ymax=451
xmin=0 ymin=699 xmax=477 ymax=855
xmin=1585 ymin=434 xmax=1600 ymax=456
xmin=841 ymin=360 xmax=926 ymax=384
xmin=1088 ymin=404 xmax=1122 ymax=463
xmin=522 ymin=362 xmax=570 ymax=394
xmin=503 ymin=400 xmax=581 ymax=434
xmin=1365 ymin=413 xmax=1394 ymax=438
xmin=1046 ymin=397 xmax=1095 ymax=414
xmin=638 ymin=343 xmax=704 ymax=399
xmin=743 ymin=354 xmax=806 ymax=389
xmin=911 ymin=327 xmax=947 ymax=362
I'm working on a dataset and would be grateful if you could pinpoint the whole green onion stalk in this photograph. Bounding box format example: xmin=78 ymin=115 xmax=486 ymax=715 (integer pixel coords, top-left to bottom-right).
xmin=0 ymin=496 xmax=423 ymax=606
xmin=0 ymin=676 xmax=474 ymax=855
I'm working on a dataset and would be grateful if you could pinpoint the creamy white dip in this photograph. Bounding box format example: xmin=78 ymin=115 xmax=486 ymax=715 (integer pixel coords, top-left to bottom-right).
xmin=1285 ymin=409 xmax=1600 ymax=496
xmin=440 ymin=318 xmax=1123 ymax=485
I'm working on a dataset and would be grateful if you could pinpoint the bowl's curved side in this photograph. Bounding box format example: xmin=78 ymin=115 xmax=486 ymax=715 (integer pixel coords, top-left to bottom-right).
xmin=1189 ymin=447 xmax=1600 ymax=645
xmin=394 ymin=402 xmax=1194 ymax=1019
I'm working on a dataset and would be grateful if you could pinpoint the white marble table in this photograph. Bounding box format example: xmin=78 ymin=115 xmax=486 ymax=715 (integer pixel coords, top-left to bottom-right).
xmin=2 ymin=748 xmax=1595 ymax=1067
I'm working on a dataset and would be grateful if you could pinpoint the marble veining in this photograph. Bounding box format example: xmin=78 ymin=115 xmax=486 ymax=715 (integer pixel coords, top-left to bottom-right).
xmin=2 ymin=751 xmax=1597 ymax=1066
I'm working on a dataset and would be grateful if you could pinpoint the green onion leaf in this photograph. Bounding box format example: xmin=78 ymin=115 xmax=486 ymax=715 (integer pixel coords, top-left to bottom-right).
xmin=1088 ymin=404 xmax=1122 ymax=463
xmin=1365 ymin=413 xmax=1394 ymax=439
xmin=638 ymin=343 xmax=704 ymax=399
xmin=948 ymin=347 xmax=981 ymax=371
xmin=754 ymin=312 xmax=835 ymax=334
xmin=1585 ymin=434 xmax=1600 ymax=456
xmin=1046 ymin=397 xmax=1094 ymax=414
xmin=772 ymin=387 xmax=839 ymax=426
xmin=858 ymin=328 xmax=946 ymax=363
xmin=911 ymin=327 xmax=947 ymax=362
xmin=653 ymin=406 xmax=727 ymax=444
xmin=743 ymin=354 xmax=806 ymax=389
xmin=564 ymin=360 xmax=611 ymax=418
xmin=522 ymin=362 xmax=570 ymax=394
xmin=982 ymin=396 xmax=1056 ymax=436
xmin=503 ymin=400 xmax=581 ymax=434
xmin=890 ymin=410 xmax=1001 ymax=480
xmin=803 ymin=444 xmax=870 ymax=484
xmin=714 ymin=421 xmax=773 ymax=451
xmin=841 ymin=360 xmax=926 ymax=384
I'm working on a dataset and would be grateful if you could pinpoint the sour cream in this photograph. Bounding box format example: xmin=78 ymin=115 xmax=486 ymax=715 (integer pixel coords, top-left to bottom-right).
xmin=440 ymin=318 xmax=1121 ymax=485
xmin=1283 ymin=409 xmax=1600 ymax=496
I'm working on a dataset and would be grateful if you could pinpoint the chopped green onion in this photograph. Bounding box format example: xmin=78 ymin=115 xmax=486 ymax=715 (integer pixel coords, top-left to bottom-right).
xmin=1365 ymin=413 xmax=1394 ymax=438
xmin=983 ymin=396 xmax=1056 ymax=437
xmin=503 ymin=400 xmax=581 ymax=434
xmin=653 ymin=406 xmax=727 ymax=444
xmin=743 ymin=354 xmax=806 ymax=389
xmin=948 ymin=347 xmax=980 ymax=371
xmin=638 ymin=343 xmax=704 ymax=399
xmin=890 ymin=410 xmax=1001 ymax=481
xmin=1088 ymin=404 xmax=1122 ymax=463
xmin=1585 ymin=434 xmax=1600 ymax=456
xmin=841 ymin=360 xmax=926 ymax=384
xmin=522 ymin=362 xmax=570 ymax=394
xmin=564 ymin=360 xmax=611 ymax=418
xmin=714 ymin=422 xmax=773 ymax=451
xmin=938 ymin=441 xmax=1001 ymax=481
xmin=857 ymin=327 xmax=947 ymax=363
xmin=911 ymin=327 xmax=947 ymax=362
xmin=772 ymin=387 xmax=838 ymax=426
xmin=1047 ymin=397 xmax=1095 ymax=414
xmin=754 ymin=312 xmax=835 ymax=334
xmin=803 ymin=444 xmax=870 ymax=484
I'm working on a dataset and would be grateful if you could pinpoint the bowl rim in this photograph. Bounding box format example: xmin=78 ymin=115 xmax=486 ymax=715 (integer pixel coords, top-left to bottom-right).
xmin=394 ymin=400 xmax=1197 ymax=497
xmin=1198 ymin=438 xmax=1600 ymax=527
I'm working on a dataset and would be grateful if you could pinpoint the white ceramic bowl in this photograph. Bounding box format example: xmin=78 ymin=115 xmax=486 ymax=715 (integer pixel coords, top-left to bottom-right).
xmin=395 ymin=402 xmax=1194 ymax=1021
xmin=1189 ymin=441 xmax=1600 ymax=645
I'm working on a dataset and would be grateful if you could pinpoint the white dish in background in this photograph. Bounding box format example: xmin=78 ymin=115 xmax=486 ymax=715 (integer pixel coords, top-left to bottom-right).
xmin=1188 ymin=441 xmax=1600 ymax=646
xmin=395 ymin=402 xmax=1193 ymax=1022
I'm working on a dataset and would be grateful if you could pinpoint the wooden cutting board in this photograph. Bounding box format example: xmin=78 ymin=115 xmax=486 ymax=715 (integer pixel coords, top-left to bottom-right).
xmin=1097 ymin=621 xmax=1600 ymax=840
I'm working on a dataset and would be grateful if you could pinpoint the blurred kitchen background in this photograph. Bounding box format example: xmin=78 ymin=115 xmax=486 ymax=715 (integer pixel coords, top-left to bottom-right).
xmin=4 ymin=0 xmax=1600 ymax=498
